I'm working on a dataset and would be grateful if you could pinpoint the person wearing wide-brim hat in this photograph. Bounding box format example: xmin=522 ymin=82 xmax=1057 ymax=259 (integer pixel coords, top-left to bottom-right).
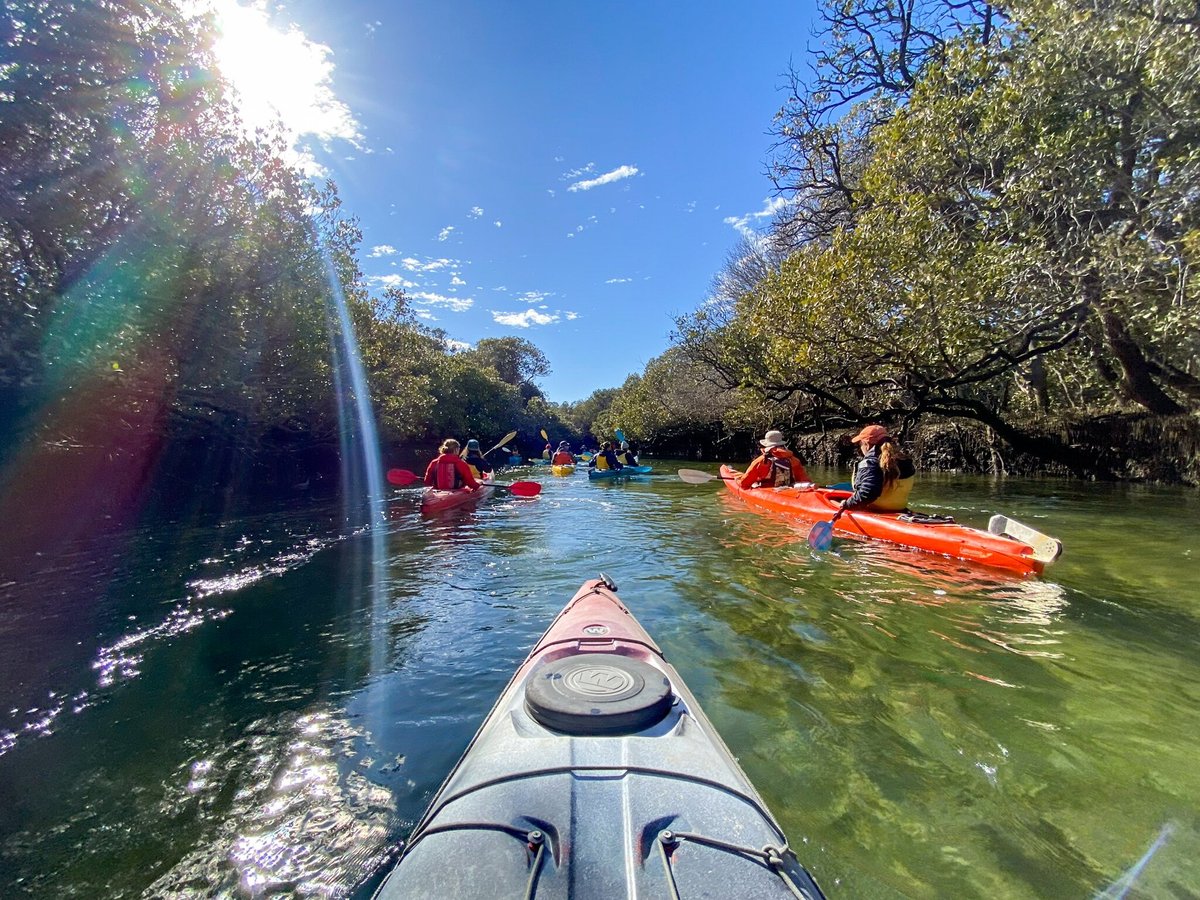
xmin=460 ymin=438 xmax=494 ymax=481
xmin=738 ymin=429 xmax=809 ymax=489
xmin=840 ymin=424 xmax=916 ymax=512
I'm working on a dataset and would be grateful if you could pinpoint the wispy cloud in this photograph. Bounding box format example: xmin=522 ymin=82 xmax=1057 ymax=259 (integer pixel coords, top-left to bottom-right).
xmin=724 ymin=196 xmax=794 ymax=241
xmin=492 ymin=308 xmax=558 ymax=328
xmin=444 ymin=338 xmax=472 ymax=352
xmin=568 ymin=164 xmax=638 ymax=192
xmin=369 ymin=244 xmax=396 ymax=257
xmin=565 ymin=311 xmax=579 ymax=320
xmin=450 ymin=274 xmax=466 ymax=286
xmin=411 ymin=291 xmax=473 ymax=312
xmin=561 ymin=162 xmax=596 ymax=180
xmin=367 ymin=273 xmax=418 ymax=290
xmin=605 ymin=277 xmax=632 ymax=284
xmin=437 ymin=225 xmax=455 ymax=242
xmin=400 ymin=256 xmax=454 ymax=272
xmin=493 ymin=220 xmax=502 ymax=228
xmin=467 ymin=206 xmax=484 ymax=218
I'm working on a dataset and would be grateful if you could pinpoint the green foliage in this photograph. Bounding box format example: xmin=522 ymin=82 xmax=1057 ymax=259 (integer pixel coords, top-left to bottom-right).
xmin=640 ymin=0 xmax=1200 ymax=476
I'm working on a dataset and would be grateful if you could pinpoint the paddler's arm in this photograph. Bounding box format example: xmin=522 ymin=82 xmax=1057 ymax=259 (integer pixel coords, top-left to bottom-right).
xmin=842 ymin=456 xmax=881 ymax=509
xmin=455 ymin=457 xmax=481 ymax=489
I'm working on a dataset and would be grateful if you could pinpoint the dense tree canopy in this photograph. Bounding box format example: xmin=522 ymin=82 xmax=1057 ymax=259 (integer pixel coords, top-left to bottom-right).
xmin=612 ymin=0 xmax=1200 ymax=479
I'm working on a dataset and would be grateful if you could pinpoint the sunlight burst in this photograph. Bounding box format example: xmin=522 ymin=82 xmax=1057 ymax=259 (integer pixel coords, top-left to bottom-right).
xmin=204 ymin=0 xmax=361 ymax=174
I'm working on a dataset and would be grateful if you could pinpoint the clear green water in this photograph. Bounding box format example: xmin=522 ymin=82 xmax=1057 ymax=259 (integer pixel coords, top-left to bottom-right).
xmin=0 ymin=464 xmax=1197 ymax=898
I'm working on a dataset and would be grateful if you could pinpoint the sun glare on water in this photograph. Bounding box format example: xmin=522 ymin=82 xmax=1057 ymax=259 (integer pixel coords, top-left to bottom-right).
xmin=204 ymin=0 xmax=361 ymax=172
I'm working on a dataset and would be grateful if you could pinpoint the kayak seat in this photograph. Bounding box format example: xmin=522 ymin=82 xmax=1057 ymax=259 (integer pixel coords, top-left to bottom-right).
xmin=524 ymin=654 xmax=673 ymax=736
xmin=897 ymin=512 xmax=956 ymax=524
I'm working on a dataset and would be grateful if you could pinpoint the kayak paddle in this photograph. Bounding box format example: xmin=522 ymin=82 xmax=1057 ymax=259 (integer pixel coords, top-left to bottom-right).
xmin=493 ymin=481 xmax=542 ymax=498
xmin=829 ymin=482 xmax=852 ymax=491
xmin=808 ymin=506 xmax=847 ymax=551
xmin=386 ymin=467 xmax=540 ymax=497
xmin=483 ymin=430 xmax=518 ymax=457
xmin=677 ymin=468 xmax=734 ymax=484
xmin=987 ymin=514 xmax=1063 ymax=563
xmin=615 ymin=428 xmax=625 ymax=444
xmin=540 ymin=428 xmax=549 ymax=442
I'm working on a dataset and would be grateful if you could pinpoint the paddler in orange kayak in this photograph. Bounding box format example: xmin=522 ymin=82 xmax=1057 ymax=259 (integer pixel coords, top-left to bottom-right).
xmin=738 ymin=430 xmax=809 ymax=488
xmin=423 ymin=439 xmax=482 ymax=491
xmin=840 ymin=424 xmax=916 ymax=512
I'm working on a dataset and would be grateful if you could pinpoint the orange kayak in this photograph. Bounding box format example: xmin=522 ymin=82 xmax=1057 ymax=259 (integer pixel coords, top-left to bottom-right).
xmin=719 ymin=465 xmax=1053 ymax=576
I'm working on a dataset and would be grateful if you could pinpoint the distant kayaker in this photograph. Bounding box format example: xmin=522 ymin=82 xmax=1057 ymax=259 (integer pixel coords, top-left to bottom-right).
xmin=542 ymin=442 xmax=552 ymax=460
xmin=841 ymin=424 xmax=915 ymax=512
xmin=589 ymin=441 xmax=624 ymax=471
xmin=616 ymin=441 xmax=638 ymax=465
xmin=461 ymin=439 xmax=494 ymax=480
xmin=424 ymin=439 xmax=482 ymax=491
xmin=552 ymin=442 xmax=574 ymax=465
xmin=738 ymin=430 xmax=809 ymax=489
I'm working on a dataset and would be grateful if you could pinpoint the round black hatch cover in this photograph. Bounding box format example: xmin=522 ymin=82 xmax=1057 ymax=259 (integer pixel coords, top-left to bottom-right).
xmin=524 ymin=654 xmax=673 ymax=736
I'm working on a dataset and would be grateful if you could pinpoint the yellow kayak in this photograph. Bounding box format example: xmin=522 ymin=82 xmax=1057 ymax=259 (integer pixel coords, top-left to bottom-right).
xmin=551 ymin=464 xmax=576 ymax=477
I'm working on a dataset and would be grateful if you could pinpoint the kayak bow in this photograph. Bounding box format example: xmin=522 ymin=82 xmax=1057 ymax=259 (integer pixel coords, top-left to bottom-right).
xmin=372 ymin=577 xmax=826 ymax=899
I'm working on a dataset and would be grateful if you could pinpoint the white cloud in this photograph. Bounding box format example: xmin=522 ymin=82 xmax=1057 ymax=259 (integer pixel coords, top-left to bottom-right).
xmin=411 ymin=291 xmax=473 ymax=312
xmin=606 ymin=277 xmax=631 ymax=284
xmin=562 ymin=162 xmax=596 ymax=180
xmin=400 ymin=256 xmax=453 ymax=272
xmin=518 ymin=291 xmax=552 ymax=303
xmin=450 ymin=274 xmax=466 ymax=286
xmin=493 ymin=220 xmax=502 ymax=228
xmin=437 ymin=225 xmax=455 ymax=242
xmin=568 ymin=164 xmax=638 ymax=192
xmin=367 ymin=273 xmax=418 ymax=290
xmin=444 ymin=338 xmax=472 ymax=352
xmin=467 ymin=206 xmax=484 ymax=218
xmin=369 ymin=244 xmax=396 ymax=257
xmin=724 ymin=196 xmax=794 ymax=241
xmin=492 ymin=308 xmax=558 ymax=328
xmin=565 ymin=311 xmax=579 ymax=320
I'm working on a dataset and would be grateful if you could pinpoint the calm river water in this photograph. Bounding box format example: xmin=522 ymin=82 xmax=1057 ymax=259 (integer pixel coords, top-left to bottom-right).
xmin=1 ymin=462 xmax=1197 ymax=898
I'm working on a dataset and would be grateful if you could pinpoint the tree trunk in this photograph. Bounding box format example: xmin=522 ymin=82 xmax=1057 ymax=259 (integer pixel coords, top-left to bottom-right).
xmin=1099 ymin=310 xmax=1186 ymax=414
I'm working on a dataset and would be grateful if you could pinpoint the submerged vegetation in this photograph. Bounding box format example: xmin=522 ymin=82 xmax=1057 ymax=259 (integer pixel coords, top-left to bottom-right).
xmin=1 ymin=0 xmax=1197 ymax=503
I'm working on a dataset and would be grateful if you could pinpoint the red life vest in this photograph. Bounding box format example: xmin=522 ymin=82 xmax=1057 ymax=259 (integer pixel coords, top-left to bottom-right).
xmin=433 ymin=455 xmax=462 ymax=490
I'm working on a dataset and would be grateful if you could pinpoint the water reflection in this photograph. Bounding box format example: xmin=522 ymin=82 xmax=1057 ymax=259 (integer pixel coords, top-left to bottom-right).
xmin=1 ymin=465 xmax=1199 ymax=898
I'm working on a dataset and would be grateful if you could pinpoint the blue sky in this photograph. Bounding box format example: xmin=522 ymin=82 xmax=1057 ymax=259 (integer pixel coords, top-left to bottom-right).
xmin=208 ymin=1 xmax=817 ymax=402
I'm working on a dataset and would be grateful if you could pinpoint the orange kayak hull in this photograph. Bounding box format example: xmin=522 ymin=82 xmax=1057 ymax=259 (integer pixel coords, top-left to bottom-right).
xmin=719 ymin=465 xmax=1046 ymax=576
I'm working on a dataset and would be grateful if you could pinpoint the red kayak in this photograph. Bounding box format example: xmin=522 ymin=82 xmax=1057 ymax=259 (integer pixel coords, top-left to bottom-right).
xmin=720 ymin=465 xmax=1058 ymax=576
xmin=421 ymin=472 xmax=495 ymax=514
xmin=371 ymin=576 xmax=826 ymax=898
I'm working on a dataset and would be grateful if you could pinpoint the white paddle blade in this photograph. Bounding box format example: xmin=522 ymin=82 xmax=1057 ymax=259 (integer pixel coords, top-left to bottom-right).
xmin=677 ymin=469 xmax=720 ymax=484
xmin=988 ymin=515 xmax=1063 ymax=564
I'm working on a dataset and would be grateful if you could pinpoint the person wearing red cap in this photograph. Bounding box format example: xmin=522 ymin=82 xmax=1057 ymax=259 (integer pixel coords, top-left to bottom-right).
xmin=841 ymin=424 xmax=915 ymax=512
xmin=738 ymin=429 xmax=810 ymax=489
